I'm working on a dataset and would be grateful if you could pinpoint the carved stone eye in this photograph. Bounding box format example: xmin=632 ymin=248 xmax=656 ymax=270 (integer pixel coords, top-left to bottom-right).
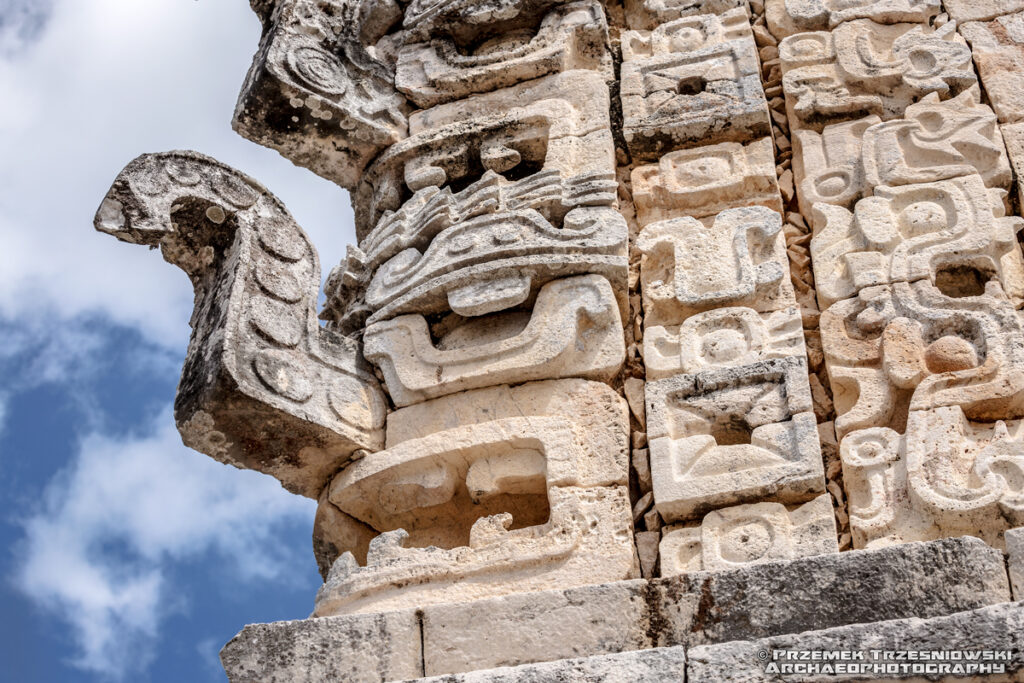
xmin=719 ymin=518 xmax=774 ymax=563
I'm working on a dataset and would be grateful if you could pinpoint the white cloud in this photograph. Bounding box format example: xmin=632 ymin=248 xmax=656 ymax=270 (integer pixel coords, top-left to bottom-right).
xmin=14 ymin=407 xmax=316 ymax=680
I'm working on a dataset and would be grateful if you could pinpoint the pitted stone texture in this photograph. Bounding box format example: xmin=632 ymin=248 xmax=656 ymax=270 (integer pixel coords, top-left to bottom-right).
xmin=660 ymin=494 xmax=838 ymax=575
xmin=944 ymin=0 xmax=1024 ymax=23
xmin=315 ymin=379 xmax=637 ymax=615
xmin=632 ymin=138 xmax=782 ymax=225
xmin=810 ymin=174 xmax=1024 ymax=309
xmin=1008 ymin=527 xmax=1024 ymax=599
xmin=624 ymin=0 xmax=748 ymax=31
xmin=94 ymin=151 xmax=386 ymax=498
xmin=841 ymin=406 xmax=1024 ymax=550
xmin=779 ymin=20 xmax=977 ymax=132
xmin=766 ymin=0 xmax=940 ymax=40
xmin=792 ymin=93 xmax=1011 ymax=218
xmin=363 ymin=274 xmax=625 ymax=406
xmin=646 ymin=357 xmax=825 ymax=523
xmin=644 ymin=306 xmax=805 ymax=381
xmin=962 ymin=12 xmax=1024 ymax=124
xmin=396 ymin=0 xmax=612 ymax=108
xmin=233 ymin=0 xmax=410 ymax=190
xmin=820 ymin=281 xmax=1024 ymax=439
xmin=1000 ymin=121 xmax=1024 ymax=208
xmin=621 ymin=8 xmax=772 ymax=162
xmin=220 ymin=610 xmax=422 ymax=683
xmin=688 ymin=601 xmax=1024 ymax=682
xmin=638 ymin=206 xmax=795 ymax=327
xmin=313 ymin=487 xmax=377 ymax=580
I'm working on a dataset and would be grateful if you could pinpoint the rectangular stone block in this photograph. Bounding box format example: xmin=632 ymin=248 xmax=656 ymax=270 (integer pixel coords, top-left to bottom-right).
xmin=766 ymin=0 xmax=940 ymax=39
xmin=624 ymin=0 xmax=747 ymax=31
xmin=961 ymin=12 xmax=1024 ymax=123
xmin=1008 ymin=527 xmax=1024 ymax=600
xmin=944 ymin=0 xmax=1024 ymax=24
xmin=220 ymin=610 xmax=423 ymax=683
xmin=687 ymin=601 xmax=1024 ymax=682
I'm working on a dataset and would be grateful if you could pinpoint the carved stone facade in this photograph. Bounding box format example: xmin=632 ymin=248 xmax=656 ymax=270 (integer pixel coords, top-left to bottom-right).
xmin=95 ymin=0 xmax=1024 ymax=679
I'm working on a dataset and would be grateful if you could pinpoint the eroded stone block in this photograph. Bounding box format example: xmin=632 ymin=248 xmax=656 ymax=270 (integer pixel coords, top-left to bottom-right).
xmin=1001 ymin=121 xmax=1024 ymax=209
xmin=233 ymin=0 xmax=410 ymax=190
xmin=646 ymin=357 xmax=825 ymax=522
xmin=766 ymin=0 xmax=940 ymax=40
xmin=396 ymin=0 xmax=612 ymax=108
xmin=820 ymin=281 xmax=1024 ymax=439
xmin=632 ymin=138 xmax=782 ymax=225
xmin=780 ymin=20 xmax=977 ymax=132
xmin=660 ymin=494 xmax=838 ymax=575
xmin=364 ymin=274 xmax=624 ymax=406
xmin=841 ymin=406 xmax=1024 ymax=549
xmin=962 ymin=12 xmax=1024 ymax=124
xmin=943 ymin=0 xmax=1024 ymax=23
xmin=792 ymin=92 xmax=1011 ymax=217
xmin=1008 ymin=527 xmax=1024 ymax=599
xmin=314 ymin=379 xmax=637 ymax=615
xmin=621 ymin=8 xmax=771 ymax=161
xmin=624 ymin=0 xmax=748 ymax=31
xmin=94 ymin=151 xmax=386 ymax=498
xmin=638 ymin=206 xmax=796 ymax=327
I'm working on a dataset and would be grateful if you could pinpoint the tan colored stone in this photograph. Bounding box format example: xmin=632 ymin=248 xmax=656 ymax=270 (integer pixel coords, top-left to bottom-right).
xmin=765 ymin=0 xmax=940 ymax=39
xmin=962 ymin=12 xmax=1024 ymax=123
xmin=313 ymin=488 xmax=377 ymax=580
xmin=1007 ymin=527 xmax=1024 ymax=599
xmin=659 ymin=494 xmax=838 ymax=575
xmin=943 ymin=0 xmax=1024 ymax=23
xmin=624 ymin=0 xmax=748 ymax=31
xmin=1000 ymin=121 xmax=1024 ymax=209
xmin=635 ymin=530 xmax=661 ymax=578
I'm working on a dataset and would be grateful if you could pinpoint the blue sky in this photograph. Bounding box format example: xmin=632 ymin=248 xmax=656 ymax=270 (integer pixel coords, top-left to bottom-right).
xmin=0 ymin=1 xmax=360 ymax=680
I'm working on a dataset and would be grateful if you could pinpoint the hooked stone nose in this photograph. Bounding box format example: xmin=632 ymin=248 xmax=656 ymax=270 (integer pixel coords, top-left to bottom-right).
xmin=94 ymin=197 xmax=126 ymax=236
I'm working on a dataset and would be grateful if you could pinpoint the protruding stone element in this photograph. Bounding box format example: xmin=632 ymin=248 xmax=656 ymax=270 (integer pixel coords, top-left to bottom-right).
xmin=644 ymin=306 xmax=805 ymax=380
xmin=943 ymin=0 xmax=1024 ymax=23
xmin=233 ymin=0 xmax=410 ymax=190
xmin=765 ymin=0 xmax=940 ymax=40
xmin=810 ymin=174 xmax=1024 ymax=309
xmin=621 ymin=8 xmax=771 ymax=162
xmin=1007 ymin=527 xmax=1024 ymax=599
xmin=364 ymin=274 xmax=625 ymax=406
xmin=313 ymin=488 xmax=377 ymax=580
xmin=840 ymin=406 xmax=1024 ymax=549
xmin=632 ymin=138 xmax=782 ymax=225
xmin=962 ymin=11 xmax=1024 ymax=124
xmin=624 ymin=0 xmax=748 ymax=31
xmin=638 ymin=206 xmax=796 ymax=327
xmin=660 ymin=495 xmax=838 ymax=575
xmin=792 ymin=93 xmax=1011 ymax=218
xmin=1001 ymin=121 xmax=1024 ymax=207
xmin=779 ymin=20 xmax=977 ymax=132
xmin=314 ymin=379 xmax=636 ymax=615
xmin=820 ymin=281 xmax=1024 ymax=439
xmin=646 ymin=357 xmax=825 ymax=522
xmin=94 ymin=151 xmax=386 ymax=498
xmin=396 ymin=0 xmax=612 ymax=108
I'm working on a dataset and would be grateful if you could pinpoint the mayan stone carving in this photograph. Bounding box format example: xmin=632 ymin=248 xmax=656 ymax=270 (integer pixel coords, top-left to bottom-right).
xmin=94 ymin=0 xmax=1024 ymax=678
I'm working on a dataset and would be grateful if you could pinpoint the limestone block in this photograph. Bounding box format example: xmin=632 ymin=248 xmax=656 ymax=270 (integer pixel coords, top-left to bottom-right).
xmin=792 ymin=92 xmax=1011 ymax=218
xmin=944 ymin=0 xmax=1024 ymax=23
xmin=621 ymin=9 xmax=772 ymax=162
xmin=220 ymin=610 xmax=422 ymax=683
xmin=962 ymin=12 xmax=1024 ymax=124
xmin=638 ymin=206 xmax=796 ymax=327
xmin=780 ymin=20 xmax=977 ymax=132
xmin=364 ymin=274 xmax=624 ymax=406
xmin=94 ymin=151 xmax=386 ymax=499
xmin=646 ymin=357 xmax=825 ymax=522
xmin=766 ymin=0 xmax=940 ymax=40
xmin=1000 ymin=121 xmax=1024 ymax=208
xmin=396 ymin=0 xmax=612 ymax=108
xmin=659 ymin=494 xmax=838 ymax=575
xmin=1007 ymin=527 xmax=1024 ymax=599
xmin=315 ymin=380 xmax=637 ymax=614
xmin=232 ymin=0 xmax=410 ymax=190
xmin=687 ymin=601 xmax=1024 ymax=682
xmin=840 ymin=406 xmax=1024 ymax=549
xmin=624 ymin=0 xmax=748 ymax=31
xmin=644 ymin=305 xmax=805 ymax=380
xmin=810 ymin=174 xmax=1024 ymax=309
xmin=631 ymin=138 xmax=782 ymax=225
xmin=313 ymin=489 xmax=377 ymax=580
xmin=401 ymin=0 xmax=585 ymax=41
xmin=820 ymin=281 xmax=1024 ymax=439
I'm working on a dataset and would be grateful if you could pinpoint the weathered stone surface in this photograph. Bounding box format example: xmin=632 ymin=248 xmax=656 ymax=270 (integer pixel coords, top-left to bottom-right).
xmin=643 ymin=305 xmax=805 ymax=380
xmin=1000 ymin=121 xmax=1024 ymax=209
xmin=820 ymin=281 xmax=1024 ymax=439
xmin=220 ymin=610 xmax=422 ymax=683
xmin=1007 ymin=527 xmax=1024 ymax=599
xmin=962 ymin=12 xmax=1024 ymax=124
xmin=621 ymin=8 xmax=772 ymax=161
xmin=624 ymin=0 xmax=748 ymax=31
xmin=841 ymin=406 xmax=1024 ymax=549
xmin=646 ymin=357 xmax=825 ymax=522
xmin=792 ymin=93 xmax=1011 ymax=218
xmin=660 ymin=494 xmax=838 ymax=575
xmin=687 ymin=601 xmax=1024 ymax=682
xmin=315 ymin=379 xmax=637 ymax=615
xmin=766 ymin=0 xmax=940 ymax=40
xmin=396 ymin=0 xmax=612 ymax=108
xmin=404 ymin=647 xmax=687 ymax=683
xmin=780 ymin=20 xmax=977 ymax=132
xmin=364 ymin=274 xmax=625 ymax=406
xmin=944 ymin=0 xmax=1024 ymax=23
xmin=233 ymin=0 xmax=410 ymax=190
xmin=632 ymin=138 xmax=782 ymax=225
xmin=638 ymin=206 xmax=795 ymax=327
xmin=94 ymin=151 xmax=386 ymax=498
xmin=313 ymin=487 xmax=377 ymax=580
xmin=810 ymin=174 xmax=1024 ymax=309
